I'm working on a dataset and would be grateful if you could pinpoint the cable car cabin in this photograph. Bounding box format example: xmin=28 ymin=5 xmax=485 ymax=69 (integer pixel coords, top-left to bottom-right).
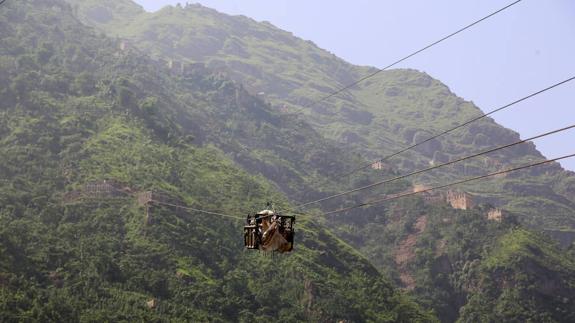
xmin=244 ymin=210 xmax=295 ymax=253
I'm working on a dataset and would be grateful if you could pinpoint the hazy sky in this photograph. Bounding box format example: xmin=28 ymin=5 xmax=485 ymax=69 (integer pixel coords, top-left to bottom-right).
xmin=135 ymin=0 xmax=575 ymax=171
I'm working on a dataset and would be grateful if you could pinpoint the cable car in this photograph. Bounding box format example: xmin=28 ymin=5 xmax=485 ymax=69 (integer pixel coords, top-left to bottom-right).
xmin=244 ymin=207 xmax=295 ymax=253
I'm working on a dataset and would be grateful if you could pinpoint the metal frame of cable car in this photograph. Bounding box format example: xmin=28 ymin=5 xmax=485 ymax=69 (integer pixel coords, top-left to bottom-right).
xmin=244 ymin=210 xmax=295 ymax=253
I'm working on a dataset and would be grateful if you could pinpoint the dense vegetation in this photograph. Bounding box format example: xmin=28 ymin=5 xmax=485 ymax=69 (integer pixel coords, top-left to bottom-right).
xmin=328 ymin=198 xmax=575 ymax=322
xmin=1 ymin=0 xmax=574 ymax=322
xmin=66 ymin=4 xmax=575 ymax=320
xmin=0 ymin=0 xmax=436 ymax=321
xmin=457 ymin=228 xmax=575 ymax=322
xmin=71 ymin=0 xmax=575 ymax=230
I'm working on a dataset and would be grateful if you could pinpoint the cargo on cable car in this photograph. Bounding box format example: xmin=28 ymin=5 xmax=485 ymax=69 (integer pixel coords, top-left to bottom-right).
xmin=243 ymin=206 xmax=295 ymax=253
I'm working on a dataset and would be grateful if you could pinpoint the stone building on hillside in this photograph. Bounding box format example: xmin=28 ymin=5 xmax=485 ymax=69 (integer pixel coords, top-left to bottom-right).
xmin=371 ymin=161 xmax=387 ymax=170
xmin=137 ymin=190 xmax=185 ymax=225
xmin=445 ymin=191 xmax=475 ymax=210
xmin=414 ymin=185 xmax=477 ymax=211
xmin=137 ymin=190 xmax=183 ymax=207
xmin=414 ymin=185 xmax=444 ymax=204
xmin=423 ymin=193 xmax=445 ymax=205
xmin=487 ymin=208 xmax=504 ymax=222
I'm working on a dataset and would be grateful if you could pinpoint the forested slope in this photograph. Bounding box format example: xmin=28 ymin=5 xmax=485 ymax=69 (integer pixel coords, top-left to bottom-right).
xmin=62 ymin=2 xmax=575 ymax=322
xmin=2 ymin=0 xmax=575 ymax=322
xmin=70 ymin=0 xmax=575 ymax=230
xmin=0 ymin=1 xmax=435 ymax=321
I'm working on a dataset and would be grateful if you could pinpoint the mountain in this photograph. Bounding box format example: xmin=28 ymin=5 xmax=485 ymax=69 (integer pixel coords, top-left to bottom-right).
xmin=2 ymin=0 xmax=575 ymax=322
xmin=0 ymin=0 xmax=436 ymax=321
xmin=64 ymin=4 xmax=575 ymax=319
xmin=70 ymin=0 xmax=575 ymax=231
xmin=340 ymin=198 xmax=575 ymax=322
xmin=458 ymin=228 xmax=575 ymax=322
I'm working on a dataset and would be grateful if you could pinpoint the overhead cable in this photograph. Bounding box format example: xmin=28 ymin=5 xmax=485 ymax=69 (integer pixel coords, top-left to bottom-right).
xmin=150 ymin=200 xmax=245 ymax=221
xmin=324 ymin=153 xmax=575 ymax=215
xmin=335 ymin=75 xmax=575 ymax=179
xmin=107 ymin=186 xmax=245 ymax=221
xmin=296 ymin=123 xmax=575 ymax=208
xmin=293 ymin=0 xmax=523 ymax=113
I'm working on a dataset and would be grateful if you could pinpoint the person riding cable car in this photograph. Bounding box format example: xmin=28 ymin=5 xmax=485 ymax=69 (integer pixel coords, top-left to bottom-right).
xmin=244 ymin=205 xmax=295 ymax=253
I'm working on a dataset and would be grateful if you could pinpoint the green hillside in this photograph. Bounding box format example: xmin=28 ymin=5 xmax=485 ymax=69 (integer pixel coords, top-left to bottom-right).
xmin=331 ymin=198 xmax=575 ymax=322
xmin=2 ymin=0 xmax=575 ymax=322
xmin=0 ymin=0 xmax=436 ymax=321
xmin=458 ymin=229 xmax=575 ymax=322
xmin=70 ymin=0 xmax=575 ymax=230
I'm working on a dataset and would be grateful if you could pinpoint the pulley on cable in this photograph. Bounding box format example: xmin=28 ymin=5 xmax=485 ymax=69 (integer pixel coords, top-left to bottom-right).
xmin=244 ymin=202 xmax=295 ymax=253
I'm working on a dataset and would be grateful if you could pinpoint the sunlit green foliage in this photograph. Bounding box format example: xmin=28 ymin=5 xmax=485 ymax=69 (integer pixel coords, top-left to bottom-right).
xmin=69 ymin=0 xmax=575 ymax=230
xmin=0 ymin=0 xmax=436 ymax=321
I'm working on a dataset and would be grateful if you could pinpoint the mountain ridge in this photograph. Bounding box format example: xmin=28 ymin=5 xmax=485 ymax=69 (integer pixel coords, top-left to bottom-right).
xmin=0 ymin=0 xmax=436 ymax=321
xmin=2 ymin=0 xmax=575 ymax=322
xmin=68 ymin=0 xmax=575 ymax=230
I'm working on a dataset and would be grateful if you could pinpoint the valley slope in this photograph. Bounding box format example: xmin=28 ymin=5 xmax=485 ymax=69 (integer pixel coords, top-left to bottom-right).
xmin=71 ymin=0 xmax=575 ymax=230
xmin=0 ymin=1 xmax=435 ymax=321
xmin=2 ymin=0 xmax=575 ymax=322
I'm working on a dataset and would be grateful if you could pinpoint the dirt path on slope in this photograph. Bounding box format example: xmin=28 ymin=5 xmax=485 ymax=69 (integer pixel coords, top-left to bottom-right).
xmin=394 ymin=215 xmax=428 ymax=290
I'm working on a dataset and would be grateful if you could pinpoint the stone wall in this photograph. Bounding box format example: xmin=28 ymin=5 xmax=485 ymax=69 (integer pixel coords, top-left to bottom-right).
xmin=445 ymin=191 xmax=475 ymax=210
